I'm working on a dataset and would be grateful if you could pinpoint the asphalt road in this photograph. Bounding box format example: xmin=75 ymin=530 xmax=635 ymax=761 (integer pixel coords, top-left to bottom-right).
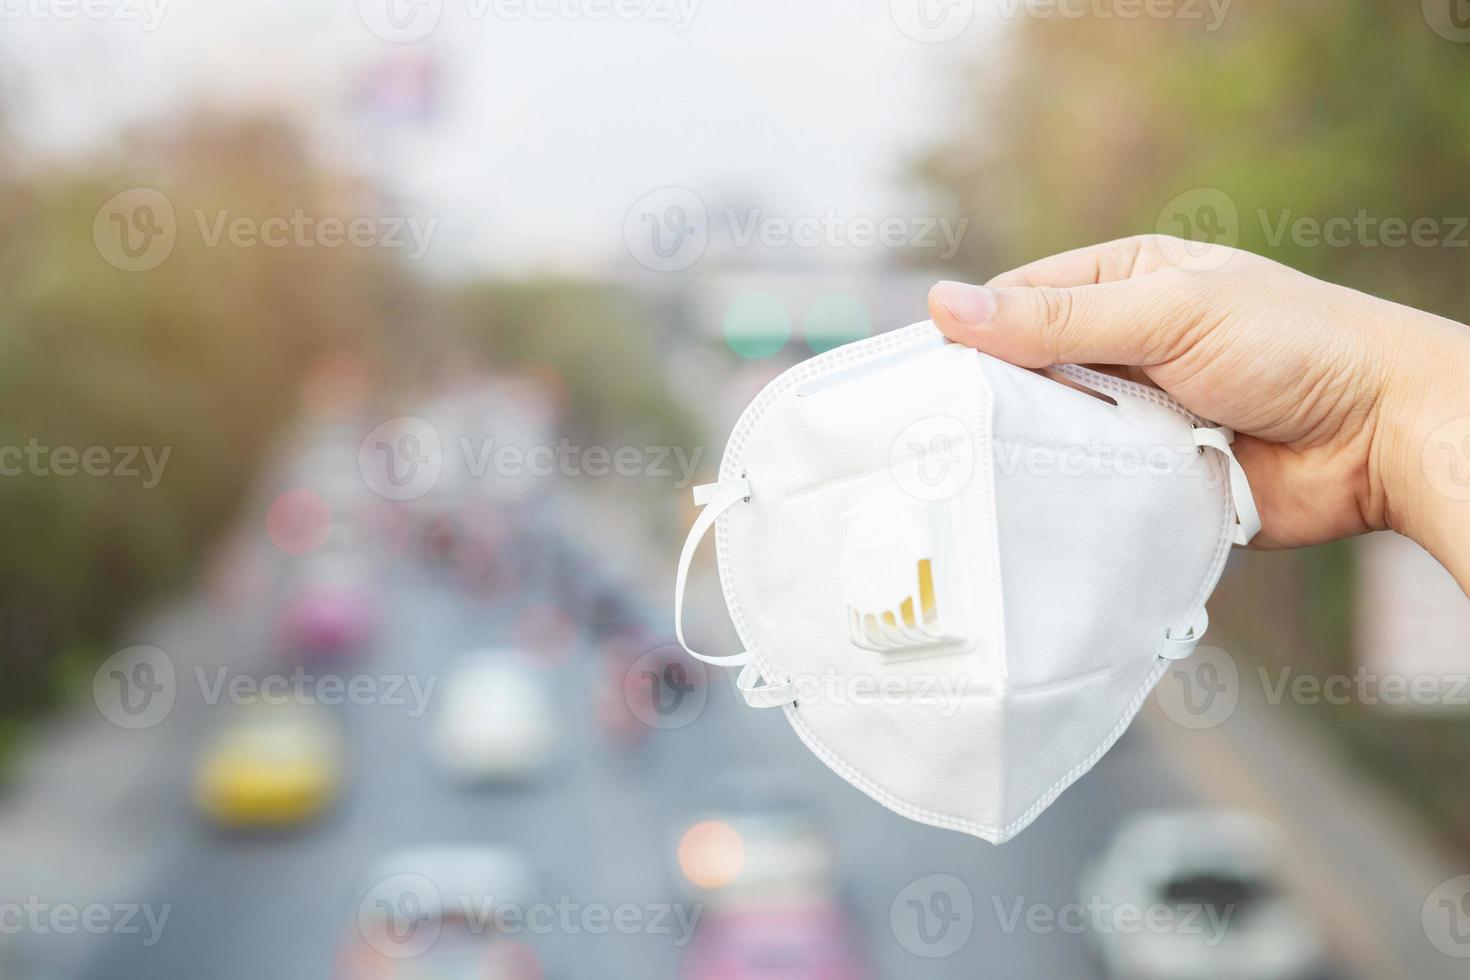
xmin=13 ymin=516 xmax=1355 ymax=980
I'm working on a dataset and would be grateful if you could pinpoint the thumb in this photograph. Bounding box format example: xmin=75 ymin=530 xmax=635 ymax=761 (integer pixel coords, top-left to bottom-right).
xmin=927 ymin=276 xmax=1193 ymax=369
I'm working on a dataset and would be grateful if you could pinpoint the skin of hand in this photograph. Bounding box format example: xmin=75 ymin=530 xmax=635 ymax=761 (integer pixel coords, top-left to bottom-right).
xmin=928 ymin=234 xmax=1470 ymax=593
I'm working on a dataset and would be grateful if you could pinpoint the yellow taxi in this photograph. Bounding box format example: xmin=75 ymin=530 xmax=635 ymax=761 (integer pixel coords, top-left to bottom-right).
xmin=195 ymin=701 xmax=343 ymax=828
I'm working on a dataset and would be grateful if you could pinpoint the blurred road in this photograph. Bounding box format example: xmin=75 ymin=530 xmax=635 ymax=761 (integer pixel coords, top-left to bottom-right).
xmin=25 ymin=552 xmax=1350 ymax=980
xmin=0 ymin=414 xmax=1383 ymax=980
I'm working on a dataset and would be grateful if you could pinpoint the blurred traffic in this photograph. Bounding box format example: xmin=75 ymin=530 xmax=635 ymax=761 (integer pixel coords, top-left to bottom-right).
xmin=2 ymin=4 xmax=1470 ymax=980
xmin=0 ymin=374 xmax=1371 ymax=980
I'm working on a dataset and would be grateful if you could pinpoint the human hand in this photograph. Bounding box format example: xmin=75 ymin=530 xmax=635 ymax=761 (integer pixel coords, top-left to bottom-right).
xmin=928 ymin=235 xmax=1470 ymax=590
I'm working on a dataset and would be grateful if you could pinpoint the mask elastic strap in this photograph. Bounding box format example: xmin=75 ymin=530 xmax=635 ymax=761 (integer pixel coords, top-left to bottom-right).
xmin=737 ymin=661 xmax=798 ymax=709
xmin=675 ymin=476 xmax=753 ymax=666
xmin=674 ymin=476 xmax=797 ymax=708
xmin=1158 ymin=607 xmax=1209 ymax=660
xmin=1193 ymin=425 xmax=1262 ymax=546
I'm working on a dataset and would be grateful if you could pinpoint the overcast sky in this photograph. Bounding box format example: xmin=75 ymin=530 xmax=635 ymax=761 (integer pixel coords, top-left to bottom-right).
xmin=1 ymin=0 xmax=1000 ymax=274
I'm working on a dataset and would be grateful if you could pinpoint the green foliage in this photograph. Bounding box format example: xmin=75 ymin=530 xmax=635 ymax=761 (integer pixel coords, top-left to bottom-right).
xmin=921 ymin=2 xmax=1470 ymax=849
xmin=0 ymin=116 xmax=408 ymax=724
xmin=445 ymin=278 xmax=699 ymax=450
xmin=922 ymin=1 xmax=1470 ymax=319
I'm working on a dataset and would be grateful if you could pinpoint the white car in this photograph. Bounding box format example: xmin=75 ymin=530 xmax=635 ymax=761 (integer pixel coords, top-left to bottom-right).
xmin=1080 ymin=809 xmax=1328 ymax=980
xmin=347 ymin=846 xmax=544 ymax=978
xmin=430 ymin=651 xmax=560 ymax=783
xmin=361 ymin=845 xmax=538 ymax=926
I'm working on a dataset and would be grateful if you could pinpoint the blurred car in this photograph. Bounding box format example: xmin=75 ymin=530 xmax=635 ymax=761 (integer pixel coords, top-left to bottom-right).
xmin=336 ymin=933 xmax=544 ymax=980
xmin=401 ymin=379 xmax=558 ymax=564
xmin=675 ymin=784 xmax=868 ymax=980
xmin=341 ymin=846 xmax=545 ymax=980
xmin=195 ymin=702 xmax=343 ymax=828
xmin=680 ymin=904 xmax=867 ymax=980
xmin=674 ymin=787 xmax=838 ymax=908
xmin=280 ymin=555 xmax=379 ymax=660
xmin=596 ymin=628 xmax=704 ymax=750
xmin=1080 ymin=809 xmax=1328 ymax=980
xmin=430 ymin=651 xmax=560 ymax=783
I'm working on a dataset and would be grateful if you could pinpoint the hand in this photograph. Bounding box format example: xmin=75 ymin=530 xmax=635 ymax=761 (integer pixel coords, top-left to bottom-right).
xmin=928 ymin=235 xmax=1470 ymax=590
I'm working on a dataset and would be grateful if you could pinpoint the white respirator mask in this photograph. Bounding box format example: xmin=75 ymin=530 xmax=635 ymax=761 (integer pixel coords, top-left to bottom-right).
xmin=673 ymin=321 xmax=1259 ymax=843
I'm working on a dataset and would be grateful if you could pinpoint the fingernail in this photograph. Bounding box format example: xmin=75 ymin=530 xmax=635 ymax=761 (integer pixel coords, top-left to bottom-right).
xmin=933 ymin=281 xmax=997 ymax=326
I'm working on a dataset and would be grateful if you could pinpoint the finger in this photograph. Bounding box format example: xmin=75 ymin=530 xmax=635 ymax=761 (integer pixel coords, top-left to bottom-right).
xmin=986 ymin=235 xmax=1174 ymax=289
xmin=928 ymin=272 xmax=1199 ymax=369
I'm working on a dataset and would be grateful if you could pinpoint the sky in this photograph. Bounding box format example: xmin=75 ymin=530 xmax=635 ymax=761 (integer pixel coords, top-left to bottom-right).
xmin=0 ymin=0 xmax=1000 ymax=274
